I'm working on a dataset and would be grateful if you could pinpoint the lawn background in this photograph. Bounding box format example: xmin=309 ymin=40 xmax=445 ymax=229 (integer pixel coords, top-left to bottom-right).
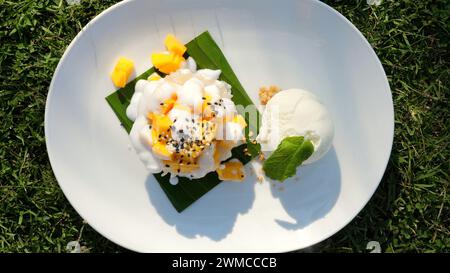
xmin=0 ymin=0 xmax=448 ymax=252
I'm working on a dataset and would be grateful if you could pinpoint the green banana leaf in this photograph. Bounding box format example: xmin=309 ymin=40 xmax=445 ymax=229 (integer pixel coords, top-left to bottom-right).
xmin=106 ymin=31 xmax=260 ymax=212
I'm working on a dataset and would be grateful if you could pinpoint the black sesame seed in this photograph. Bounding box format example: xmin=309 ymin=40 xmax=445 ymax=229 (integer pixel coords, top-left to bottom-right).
xmin=165 ymin=164 xmax=170 ymax=168
xmin=214 ymin=102 xmax=218 ymax=105
xmin=187 ymin=162 xmax=191 ymax=165
xmin=207 ymin=102 xmax=211 ymax=105
xmin=173 ymin=119 xmax=177 ymax=122
xmin=178 ymin=129 xmax=184 ymax=134
xmin=177 ymin=168 xmax=181 ymax=173
xmin=202 ymin=97 xmax=206 ymax=100
xmin=191 ymin=119 xmax=195 ymax=123
xmin=158 ymin=134 xmax=162 ymax=138
xmin=160 ymin=102 xmax=164 ymax=105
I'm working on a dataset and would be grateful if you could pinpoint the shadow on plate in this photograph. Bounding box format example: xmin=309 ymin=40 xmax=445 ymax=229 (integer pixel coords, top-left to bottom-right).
xmin=270 ymin=147 xmax=341 ymax=229
xmin=145 ymin=171 xmax=255 ymax=241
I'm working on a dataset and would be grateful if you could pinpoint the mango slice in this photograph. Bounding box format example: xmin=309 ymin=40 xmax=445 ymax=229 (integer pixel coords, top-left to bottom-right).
xmin=151 ymin=52 xmax=185 ymax=74
xmin=164 ymin=34 xmax=187 ymax=56
xmin=151 ymin=53 xmax=173 ymax=68
xmin=148 ymin=113 xmax=173 ymax=134
xmin=111 ymin=57 xmax=134 ymax=88
xmin=158 ymin=54 xmax=185 ymax=74
xmin=214 ymin=140 xmax=235 ymax=165
xmin=217 ymin=160 xmax=245 ymax=181
xmin=161 ymin=98 xmax=176 ymax=115
xmin=152 ymin=142 xmax=172 ymax=159
xmin=163 ymin=160 xmax=199 ymax=173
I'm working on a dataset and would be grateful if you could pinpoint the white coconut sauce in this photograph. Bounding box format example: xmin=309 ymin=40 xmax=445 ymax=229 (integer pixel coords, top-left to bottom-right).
xmin=126 ymin=57 xmax=245 ymax=184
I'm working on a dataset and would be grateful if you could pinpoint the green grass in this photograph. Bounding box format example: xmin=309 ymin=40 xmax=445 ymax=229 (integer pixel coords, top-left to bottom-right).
xmin=0 ymin=0 xmax=448 ymax=253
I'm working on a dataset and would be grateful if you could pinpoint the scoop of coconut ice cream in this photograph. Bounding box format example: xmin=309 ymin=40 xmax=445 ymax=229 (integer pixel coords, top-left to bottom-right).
xmin=256 ymin=88 xmax=334 ymax=164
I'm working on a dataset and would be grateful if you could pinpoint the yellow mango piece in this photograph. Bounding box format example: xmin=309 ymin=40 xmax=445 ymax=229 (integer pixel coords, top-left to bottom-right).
xmin=111 ymin=57 xmax=134 ymax=88
xmin=148 ymin=113 xmax=173 ymax=134
xmin=217 ymin=160 xmax=245 ymax=181
xmin=152 ymin=142 xmax=172 ymax=159
xmin=151 ymin=128 xmax=159 ymax=143
xmin=147 ymin=112 xmax=154 ymax=122
xmin=151 ymin=52 xmax=185 ymax=74
xmin=161 ymin=98 xmax=176 ymax=115
xmin=203 ymin=94 xmax=212 ymax=102
xmin=151 ymin=53 xmax=173 ymax=67
xmin=111 ymin=72 xmax=127 ymax=88
xmin=214 ymin=140 xmax=235 ymax=165
xmin=151 ymin=127 xmax=170 ymax=145
xmin=157 ymin=66 xmax=174 ymax=75
xmin=158 ymin=54 xmax=185 ymax=74
xmin=163 ymin=160 xmax=199 ymax=173
xmin=147 ymin=72 xmax=161 ymax=81
xmin=164 ymin=34 xmax=187 ymax=56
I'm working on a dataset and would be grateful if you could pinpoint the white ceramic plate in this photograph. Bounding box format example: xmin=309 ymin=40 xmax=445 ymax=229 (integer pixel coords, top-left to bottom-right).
xmin=45 ymin=0 xmax=393 ymax=252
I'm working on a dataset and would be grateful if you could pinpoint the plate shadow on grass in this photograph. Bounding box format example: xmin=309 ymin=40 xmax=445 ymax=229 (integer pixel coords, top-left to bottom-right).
xmin=145 ymin=172 xmax=255 ymax=241
xmin=270 ymin=147 xmax=341 ymax=230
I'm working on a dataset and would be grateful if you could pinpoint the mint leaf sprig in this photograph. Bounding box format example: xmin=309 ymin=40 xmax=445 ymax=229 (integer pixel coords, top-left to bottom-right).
xmin=262 ymin=136 xmax=314 ymax=182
